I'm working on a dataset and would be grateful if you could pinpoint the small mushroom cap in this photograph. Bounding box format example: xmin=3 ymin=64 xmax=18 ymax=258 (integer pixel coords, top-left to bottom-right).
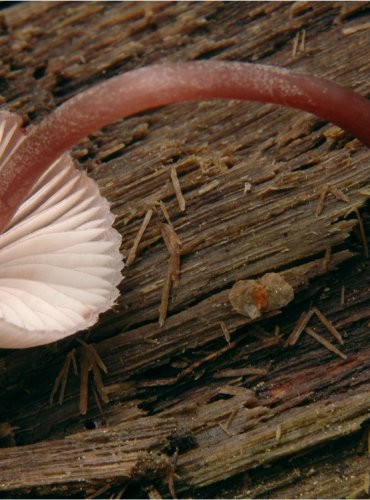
xmin=0 ymin=112 xmax=123 ymax=348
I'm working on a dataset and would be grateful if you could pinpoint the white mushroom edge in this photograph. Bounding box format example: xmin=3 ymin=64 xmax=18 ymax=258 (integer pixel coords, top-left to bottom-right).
xmin=0 ymin=111 xmax=123 ymax=348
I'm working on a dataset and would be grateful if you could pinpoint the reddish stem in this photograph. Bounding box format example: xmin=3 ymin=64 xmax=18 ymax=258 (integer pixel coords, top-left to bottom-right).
xmin=0 ymin=61 xmax=369 ymax=232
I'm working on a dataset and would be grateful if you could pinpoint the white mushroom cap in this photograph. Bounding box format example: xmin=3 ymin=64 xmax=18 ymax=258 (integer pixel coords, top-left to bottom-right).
xmin=0 ymin=111 xmax=123 ymax=348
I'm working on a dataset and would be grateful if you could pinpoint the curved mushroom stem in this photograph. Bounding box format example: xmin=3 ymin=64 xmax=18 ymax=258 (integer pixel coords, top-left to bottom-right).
xmin=0 ymin=60 xmax=369 ymax=232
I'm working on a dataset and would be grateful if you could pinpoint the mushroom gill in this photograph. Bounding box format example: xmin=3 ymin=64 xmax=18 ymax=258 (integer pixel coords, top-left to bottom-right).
xmin=0 ymin=111 xmax=123 ymax=348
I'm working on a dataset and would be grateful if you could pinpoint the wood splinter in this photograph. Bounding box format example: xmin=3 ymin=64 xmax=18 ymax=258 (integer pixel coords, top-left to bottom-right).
xmin=285 ymin=309 xmax=315 ymax=346
xmin=342 ymin=22 xmax=370 ymax=35
xmin=311 ymin=306 xmax=344 ymax=344
xmin=292 ymin=29 xmax=306 ymax=58
xmin=286 ymin=306 xmax=345 ymax=358
xmin=354 ymin=207 xmax=369 ymax=258
xmin=50 ymin=341 xmax=108 ymax=415
xmin=159 ymin=224 xmax=181 ymax=327
xmin=170 ymin=165 xmax=186 ymax=212
xmin=305 ymin=326 xmax=347 ymax=360
xmin=78 ymin=340 xmax=109 ymax=415
xmin=126 ymin=208 xmax=154 ymax=266
xmin=219 ymin=320 xmax=231 ymax=344
xmin=316 ymin=185 xmax=350 ymax=217
xmin=159 ymin=200 xmax=172 ymax=226
xmin=50 ymin=348 xmax=78 ymax=405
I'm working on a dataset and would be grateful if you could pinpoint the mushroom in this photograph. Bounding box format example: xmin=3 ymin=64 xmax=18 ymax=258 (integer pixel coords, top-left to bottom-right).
xmin=0 ymin=61 xmax=369 ymax=349
xmin=0 ymin=111 xmax=123 ymax=348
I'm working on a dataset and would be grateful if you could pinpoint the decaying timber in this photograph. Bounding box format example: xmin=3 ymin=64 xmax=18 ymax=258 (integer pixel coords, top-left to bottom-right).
xmin=0 ymin=2 xmax=370 ymax=498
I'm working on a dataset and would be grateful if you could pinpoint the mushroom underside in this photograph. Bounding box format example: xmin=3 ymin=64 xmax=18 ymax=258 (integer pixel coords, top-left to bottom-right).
xmin=0 ymin=111 xmax=123 ymax=348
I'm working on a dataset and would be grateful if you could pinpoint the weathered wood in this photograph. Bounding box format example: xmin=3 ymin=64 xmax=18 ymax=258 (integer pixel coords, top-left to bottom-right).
xmin=0 ymin=417 xmax=176 ymax=489
xmin=242 ymin=453 xmax=370 ymax=499
xmin=0 ymin=1 xmax=370 ymax=498
xmin=176 ymin=391 xmax=370 ymax=489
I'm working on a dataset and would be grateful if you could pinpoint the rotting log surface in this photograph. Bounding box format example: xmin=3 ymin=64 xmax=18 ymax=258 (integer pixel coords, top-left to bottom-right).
xmin=0 ymin=2 xmax=370 ymax=498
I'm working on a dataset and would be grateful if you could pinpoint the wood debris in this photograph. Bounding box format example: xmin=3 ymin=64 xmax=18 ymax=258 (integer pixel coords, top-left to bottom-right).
xmin=177 ymin=340 xmax=237 ymax=381
xmin=316 ymin=185 xmax=349 ymax=216
xmin=159 ymin=224 xmax=181 ymax=326
xmin=358 ymin=188 xmax=370 ymax=197
xmin=364 ymin=471 xmax=370 ymax=495
xmin=218 ymin=421 xmax=233 ymax=437
xmin=50 ymin=348 xmax=78 ymax=404
xmin=300 ymin=29 xmax=306 ymax=52
xmin=170 ymin=165 xmax=186 ymax=211
xmin=92 ymin=387 xmax=106 ymax=419
xmin=316 ymin=185 xmax=329 ymax=216
xmin=136 ymin=377 xmax=178 ymax=388
xmin=274 ymin=324 xmax=281 ymax=339
xmin=340 ymin=285 xmax=345 ymax=306
xmin=354 ymin=208 xmax=369 ymax=258
xmin=287 ymin=306 xmax=346 ymax=359
xmin=292 ymin=32 xmax=299 ymax=58
xmin=251 ymin=324 xmax=275 ymax=340
xmin=0 ymin=422 xmax=17 ymax=439
xmin=305 ymin=327 xmax=347 ymax=360
xmin=330 ymin=186 xmax=350 ymax=203
xmin=159 ymin=200 xmax=172 ymax=226
xmin=285 ymin=309 xmax=315 ymax=346
xmin=147 ymin=486 xmax=162 ymax=499
xmin=198 ymin=179 xmax=219 ymax=195
xmin=292 ymin=29 xmax=306 ymax=58
xmin=96 ymin=142 xmax=125 ymax=162
xmin=110 ymin=484 xmax=128 ymax=499
xmin=342 ymin=22 xmax=370 ymax=35
xmin=275 ymin=424 xmax=282 ymax=441
xmin=219 ymin=320 xmax=231 ymax=343
xmin=90 ymin=484 xmax=111 ymax=499
xmin=218 ymin=385 xmax=257 ymax=401
xmin=78 ymin=341 xmax=109 ymax=415
xmin=214 ymin=367 xmax=267 ymax=378
xmin=323 ymin=247 xmax=332 ymax=271
xmin=79 ymin=346 xmax=90 ymax=416
xmin=161 ymin=224 xmax=181 ymax=287
xmin=312 ymin=306 xmax=343 ymax=344
xmin=166 ymin=449 xmax=179 ymax=500
xmin=224 ymin=407 xmax=240 ymax=430
xmin=126 ymin=208 xmax=153 ymax=266
xmin=347 ymin=472 xmax=370 ymax=500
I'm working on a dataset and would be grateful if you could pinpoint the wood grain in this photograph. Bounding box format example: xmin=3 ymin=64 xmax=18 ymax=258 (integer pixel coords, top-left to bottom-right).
xmin=0 ymin=2 xmax=369 ymax=497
